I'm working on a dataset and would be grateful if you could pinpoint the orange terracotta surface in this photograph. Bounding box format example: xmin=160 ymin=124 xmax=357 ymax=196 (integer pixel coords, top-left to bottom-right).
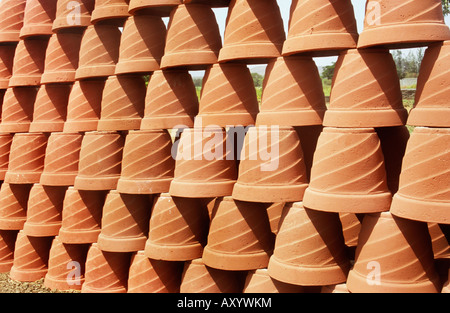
xmin=53 ymin=0 xmax=95 ymax=31
xmin=128 ymin=0 xmax=181 ymax=16
xmin=283 ymin=0 xmax=359 ymax=57
xmin=267 ymin=202 xmax=351 ymax=286
xmin=242 ymin=269 xmax=305 ymax=293
xmin=0 ymin=44 xmax=16 ymax=89
xmin=0 ymin=134 xmax=13 ymax=181
xmin=294 ymin=125 xmax=323 ymax=181
xmin=256 ymin=56 xmax=326 ymax=127
xmin=19 ymin=0 xmax=57 ymax=39
xmin=428 ymin=223 xmax=450 ymax=260
xmin=0 ymin=86 xmax=37 ymax=133
xmin=358 ymin=0 xmax=450 ymax=49
xmin=90 ymin=0 xmax=130 ymax=24
xmin=145 ymin=193 xmax=209 ymax=261
xmin=0 ymin=183 xmax=32 ymax=230
xmin=0 ymin=230 xmax=18 ymax=273
xmin=265 ymin=202 xmax=285 ymax=235
xmin=0 ymin=0 xmax=26 ymax=43
xmin=321 ymin=283 xmax=350 ymax=293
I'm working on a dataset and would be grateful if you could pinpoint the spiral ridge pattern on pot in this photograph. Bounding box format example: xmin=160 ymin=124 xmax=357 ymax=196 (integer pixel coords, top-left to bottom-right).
xmin=11 ymin=232 xmax=50 ymax=272
xmin=8 ymin=134 xmax=47 ymax=173
xmin=43 ymin=134 xmax=82 ymax=175
xmin=61 ymin=190 xmax=103 ymax=233
xmin=43 ymin=34 xmax=81 ymax=76
xmin=0 ymin=0 xmax=26 ymax=37
xmin=0 ymin=231 xmax=15 ymax=265
xmin=0 ymin=134 xmax=13 ymax=173
xmin=32 ymin=85 xmax=71 ymax=125
xmin=22 ymin=0 xmax=56 ymax=30
xmin=0 ymin=46 xmax=15 ymax=84
xmin=66 ymin=81 xmax=104 ymax=124
xmin=0 ymin=184 xmax=30 ymax=223
xmin=1 ymin=87 xmax=36 ymax=128
xmin=11 ymin=39 xmax=47 ymax=79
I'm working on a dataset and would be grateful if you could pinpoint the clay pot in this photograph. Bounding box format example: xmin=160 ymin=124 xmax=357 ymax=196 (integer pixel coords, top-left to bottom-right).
xmin=346 ymin=212 xmax=441 ymax=293
xmin=97 ymin=75 xmax=147 ymax=131
xmin=40 ymin=132 xmax=83 ymax=187
xmin=339 ymin=213 xmax=362 ymax=250
xmin=81 ymin=243 xmax=131 ymax=293
xmin=22 ymin=184 xmax=67 ymax=237
xmin=196 ymin=63 xmax=259 ymax=127
xmin=428 ymin=223 xmax=450 ymax=260
xmin=180 ymin=258 xmax=244 ymax=293
xmin=256 ymin=56 xmax=326 ymax=127
xmin=115 ymin=15 xmax=166 ymax=75
xmin=160 ymin=4 xmax=222 ymax=70
xmin=375 ymin=126 xmax=410 ymax=194
xmin=29 ymin=84 xmax=72 ymax=133
xmin=0 ymin=183 xmax=33 ymax=230
xmin=5 ymin=132 xmax=48 ymax=184
xmin=75 ymin=24 xmax=121 ymax=80
xmin=0 ymin=230 xmax=18 ymax=272
xmin=128 ymin=0 xmax=181 ymax=17
xmin=44 ymin=237 xmax=89 ymax=291
xmin=232 ymin=126 xmax=309 ymax=203
xmin=145 ymin=193 xmax=209 ymax=261
xmin=408 ymin=41 xmax=450 ymax=127
xmin=9 ymin=231 xmax=53 ymax=282
xmin=324 ymin=49 xmax=407 ymax=128
xmin=117 ymin=130 xmax=175 ymax=194
xmin=63 ymin=79 xmax=106 ymax=133
xmin=0 ymin=86 xmax=37 ymax=133
xmin=19 ymin=0 xmax=57 ymax=39
xmin=141 ymin=69 xmax=198 ymax=130
xmin=41 ymin=32 xmax=83 ymax=84
xmin=74 ymin=131 xmax=124 ymax=191
xmin=127 ymin=251 xmax=184 ymax=293
xmin=303 ymin=127 xmax=392 ymax=214
xmin=390 ymin=127 xmax=450 ymax=224
xmin=242 ymin=269 xmax=305 ymax=293
xmin=282 ymin=0 xmax=358 ymax=57
xmin=169 ymin=127 xmax=238 ymax=198
xmin=9 ymin=38 xmax=49 ymax=87
xmin=358 ymin=0 xmax=450 ymax=49
xmin=0 ymin=0 xmax=26 ymax=43
xmin=202 ymin=196 xmax=274 ymax=271
xmin=97 ymin=191 xmax=152 ymax=253
xmin=58 ymin=188 xmax=107 ymax=244
xmin=0 ymin=133 xmax=13 ymax=180
xmin=218 ymin=0 xmax=286 ymax=64
xmin=53 ymin=0 xmax=95 ymax=32
xmin=0 ymin=44 xmax=16 ymax=89
xmin=265 ymin=202 xmax=285 ymax=235
xmin=267 ymin=202 xmax=351 ymax=286
xmin=90 ymin=0 xmax=131 ymax=24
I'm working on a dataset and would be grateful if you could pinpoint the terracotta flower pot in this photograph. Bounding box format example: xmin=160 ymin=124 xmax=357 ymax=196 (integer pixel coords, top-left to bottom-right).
xmin=0 ymin=0 xmax=26 ymax=43
xmin=0 ymin=86 xmax=38 ymax=133
xmin=282 ymin=0 xmax=358 ymax=57
xmin=97 ymin=75 xmax=147 ymax=131
xmin=303 ymin=127 xmax=392 ymax=214
xmin=8 ymin=38 xmax=49 ymax=87
xmin=232 ymin=126 xmax=309 ymax=203
xmin=40 ymin=132 xmax=83 ymax=187
xmin=81 ymin=243 xmax=131 ymax=293
xmin=390 ymin=127 xmax=450 ymax=224
xmin=63 ymin=79 xmax=106 ymax=132
xmin=9 ymin=231 xmax=53 ymax=282
xmin=169 ymin=127 xmax=238 ymax=198
xmin=127 ymin=251 xmax=184 ymax=293
xmin=19 ymin=0 xmax=57 ymax=39
xmin=115 ymin=15 xmax=166 ymax=75
xmin=218 ymin=0 xmax=285 ymax=64
xmin=41 ymin=32 xmax=83 ymax=84
xmin=196 ymin=63 xmax=259 ymax=127
xmin=128 ymin=0 xmax=181 ymax=17
xmin=256 ymin=56 xmax=326 ymax=127
xmin=408 ymin=41 xmax=450 ymax=127
xmin=0 ymin=183 xmax=33 ymax=230
xmin=22 ymin=184 xmax=67 ymax=237
xmin=323 ymin=49 xmax=407 ymax=128
xmin=141 ymin=69 xmax=198 ymax=130
xmin=5 ymin=132 xmax=48 ymax=184
xmin=44 ymin=237 xmax=89 ymax=291
xmin=117 ymin=130 xmax=175 ymax=194
xmin=0 ymin=44 xmax=16 ymax=89
xmin=180 ymin=258 xmax=244 ymax=293
xmin=0 ymin=230 xmax=19 ymax=273
xmin=202 ymin=196 xmax=274 ymax=271
xmin=90 ymin=0 xmax=131 ymax=24
xmin=346 ymin=212 xmax=441 ymax=293
xmin=358 ymin=0 xmax=450 ymax=49
xmin=242 ymin=269 xmax=305 ymax=293
xmin=53 ymin=0 xmax=95 ymax=32
xmin=74 ymin=131 xmax=124 ymax=191
xmin=267 ymin=202 xmax=351 ymax=286
xmin=29 ymin=84 xmax=72 ymax=133
xmin=160 ymin=4 xmax=222 ymax=70
xmin=145 ymin=193 xmax=209 ymax=261
xmin=58 ymin=187 xmax=107 ymax=244
xmin=75 ymin=24 xmax=121 ymax=80
xmin=97 ymin=191 xmax=152 ymax=253
xmin=0 ymin=133 xmax=13 ymax=180
xmin=375 ymin=126 xmax=410 ymax=194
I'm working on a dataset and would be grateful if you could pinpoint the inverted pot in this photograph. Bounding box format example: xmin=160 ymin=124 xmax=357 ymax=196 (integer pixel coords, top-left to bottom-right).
xmin=0 ymin=86 xmax=38 ymax=133
xmin=53 ymin=0 xmax=95 ymax=31
xmin=0 ymin=183 xmax=33 ymax=230
xmin=19 ymin=0 xmax=57 ymax=39
xmin=0 ymin=44 xmax=16 ymax=89
xmin=0 ymin=0 xmax=26 ymax=43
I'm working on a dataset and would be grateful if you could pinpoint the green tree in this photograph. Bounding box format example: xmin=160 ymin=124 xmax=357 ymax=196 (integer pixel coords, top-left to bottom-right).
xmin=443 ymin=0 xmax=449 ymax=15
xmin=251 ymin=72 xmax=264 ymax=88
xmin=192 ymin=77 xmax=203 ymax=88
xmin=320 ymin=62 xmax=336 ymax=80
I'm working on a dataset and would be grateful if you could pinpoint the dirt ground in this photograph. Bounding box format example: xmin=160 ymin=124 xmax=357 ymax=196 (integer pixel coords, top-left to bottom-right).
xmin=0 ymin=272 xmax=79 ymax=293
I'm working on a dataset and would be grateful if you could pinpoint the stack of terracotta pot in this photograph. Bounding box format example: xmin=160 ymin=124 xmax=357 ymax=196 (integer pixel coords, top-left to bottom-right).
xmin=0 ymin=0 xmax=448 ymax=294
